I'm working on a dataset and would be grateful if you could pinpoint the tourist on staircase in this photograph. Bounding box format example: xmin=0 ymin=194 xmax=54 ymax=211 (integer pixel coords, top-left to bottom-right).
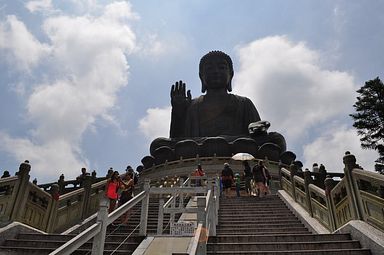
xmin=119 ymin=172 xmax=134 ymax=224
xmin=242 ymin=160 xmax=252 ymax=196
xmin=192 ymin=163 xmax=205 ymax=186
xmin=221 ymin=163 xmax=234 ymax=198
xmin=105 ymin=170 xmax=120 ymax=213
xmin=252 ymin=161 xmax=269 ymax=197
xmin=76 ymin=167 xmax=89 ymax=187
xmin=234 ymin=173 xmax=241 ymax=197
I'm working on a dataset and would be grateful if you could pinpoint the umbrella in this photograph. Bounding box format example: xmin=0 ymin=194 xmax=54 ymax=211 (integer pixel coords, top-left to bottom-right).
xmin=231 ymin=152 xmax=255 ymax=161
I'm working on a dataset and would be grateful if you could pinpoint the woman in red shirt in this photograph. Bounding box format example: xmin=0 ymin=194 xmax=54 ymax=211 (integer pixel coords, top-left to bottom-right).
xmin=105 ymin=171 xmax=120 ymax=213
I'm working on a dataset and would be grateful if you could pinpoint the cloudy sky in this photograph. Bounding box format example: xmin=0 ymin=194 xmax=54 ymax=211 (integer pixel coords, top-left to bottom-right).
xmin=0 ymin=0 xmax=383 ymax=183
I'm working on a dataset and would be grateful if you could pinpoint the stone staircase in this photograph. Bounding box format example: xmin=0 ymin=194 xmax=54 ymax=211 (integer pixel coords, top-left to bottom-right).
xmin=207 ymin=195 xmax=371 ymax=255
xmin=0 ymin=197 xmax=184 ymax=254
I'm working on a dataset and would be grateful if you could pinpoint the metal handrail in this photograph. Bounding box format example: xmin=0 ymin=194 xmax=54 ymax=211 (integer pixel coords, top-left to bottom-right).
xmin=50 ymin=177 xmax=219 ymax=255
xmin=49 ymin=222 xmax=101 ymax=255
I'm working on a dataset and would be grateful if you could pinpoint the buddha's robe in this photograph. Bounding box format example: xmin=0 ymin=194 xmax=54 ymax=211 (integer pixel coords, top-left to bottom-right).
xmin=177 ymin=94 xmax=261 ymax=138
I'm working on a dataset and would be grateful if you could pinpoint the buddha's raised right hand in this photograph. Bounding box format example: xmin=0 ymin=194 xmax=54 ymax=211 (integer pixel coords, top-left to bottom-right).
xmin=170 ymin=80 xmax=192 ymax=113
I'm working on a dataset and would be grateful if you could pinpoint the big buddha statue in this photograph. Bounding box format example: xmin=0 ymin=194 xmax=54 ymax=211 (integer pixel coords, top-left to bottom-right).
xmin=141 ymin=51 xmax=295 ymax=168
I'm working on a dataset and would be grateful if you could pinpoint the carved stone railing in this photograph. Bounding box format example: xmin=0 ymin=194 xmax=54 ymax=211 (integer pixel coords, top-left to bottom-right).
xmin=0 ymin=161 xmax=109 ymax=233
xmin=353 ymin=169 xmax=384 ymax=231
xmin=39 ymin=175 xmax=106 ymax=195
xmin=0 ymin=176 xmax=19 ymax=224
xmin=280 ymin=153 xmax=384 ymax=232
xmin=331 ymin=177 xmax=353 ymax=229
xmin=140 ymin=155 xmax=283 ymax=183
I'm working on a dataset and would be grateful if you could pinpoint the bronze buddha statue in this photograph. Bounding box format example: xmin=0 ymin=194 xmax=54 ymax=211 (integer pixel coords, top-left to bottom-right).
xmin=142 ymin=51 xmax=294 ymax=168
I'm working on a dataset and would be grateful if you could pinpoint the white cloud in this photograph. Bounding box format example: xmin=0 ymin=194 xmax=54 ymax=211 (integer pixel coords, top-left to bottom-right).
xmin=139 ymin=106 xmax=171 ymax=141
xmin=0 ymin=2 xmax=137 ymax=179
xmin=140 ymin=34 xmax=166 ymax=56
xmin=103 ymin=1 xmax=139 ymax=21
xmin=303 ymin=125 xmax=378 ymax=172
xmin=0 ymin=132 xmax=87 ymax=182
xmin=25 ymin=0 xmax=53 ymax=13
xmin=233 ymin=36 xmax=356 ymax=143
xmin=232 ymin=36 xmax=379 ymax=169
xmin=0 ymin=15 xmax=50 ymax=71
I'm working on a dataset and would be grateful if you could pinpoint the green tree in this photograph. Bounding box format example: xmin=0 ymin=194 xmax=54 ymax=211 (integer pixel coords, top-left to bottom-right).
xmin=350 ymin=77 xmax=384 ymax=172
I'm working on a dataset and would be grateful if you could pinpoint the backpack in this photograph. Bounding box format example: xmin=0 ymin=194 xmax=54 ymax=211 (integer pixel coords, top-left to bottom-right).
xmin=263 ymin=167 xmax=271 ymax=180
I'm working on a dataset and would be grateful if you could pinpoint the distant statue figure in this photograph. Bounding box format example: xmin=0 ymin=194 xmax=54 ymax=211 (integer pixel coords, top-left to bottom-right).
xmin=143 ymin=51 xmax=294 ymax=168
xmin=1 ymin=170 xmax=10 ymax=178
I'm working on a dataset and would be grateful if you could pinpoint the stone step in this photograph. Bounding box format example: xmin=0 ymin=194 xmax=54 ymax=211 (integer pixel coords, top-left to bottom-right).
xmin=0 ymin=195 xmax=183 ymax=254
xmin=0 ymin=246 xmax=135 ymax=255
xmin=216 ymin=228 xmax=310 ymax=235
xmin=217 ymin=219 xmax=306 ymax=226
xmin=17 ymin=233 xmax=143 ymax=243
xmin=207 ymin=240 xmax=362 ymax=252
xmin=206 ymin=249 xmax=371 ymax=255
xmin=218 ymin=207 xmax=292 ymax=211
xmin=209 ymin=233 xmax=352 ymax=243
xmin=219 ymin=208 xmax=292 ymax=212
xmin=218 ymin=214 xmax=295 ymax=219
xmin=2 ymin=239 xmax=139 ymax=250
xmin=218 ymin=208 xmax=290 ymax=212
xmin=219 ymin=200 xmax=286 ymax=204
xmin=217 ymin=222 xmax=306 ymax=230
xmin=207 ymin=195 xmax=370 ymax=254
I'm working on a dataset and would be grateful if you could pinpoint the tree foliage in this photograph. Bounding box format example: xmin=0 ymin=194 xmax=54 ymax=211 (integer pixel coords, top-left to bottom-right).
xmin=350 ymin=77 xmax=384 ymax=168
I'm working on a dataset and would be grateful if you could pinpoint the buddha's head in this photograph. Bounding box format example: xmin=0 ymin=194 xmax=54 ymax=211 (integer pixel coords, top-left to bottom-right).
xmin=199 ymin=51 xmax=234 ymax=93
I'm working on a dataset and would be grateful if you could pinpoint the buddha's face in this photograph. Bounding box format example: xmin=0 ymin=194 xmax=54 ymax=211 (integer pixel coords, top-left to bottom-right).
xmin=201 ymin=55 xmax=232 ymax=90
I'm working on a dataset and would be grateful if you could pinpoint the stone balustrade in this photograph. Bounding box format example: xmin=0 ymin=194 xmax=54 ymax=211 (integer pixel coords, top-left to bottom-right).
xmin=280 ymin=153 xmax=384 ymax=232
xmin=0 ymin=161 xmax=109 ymax=233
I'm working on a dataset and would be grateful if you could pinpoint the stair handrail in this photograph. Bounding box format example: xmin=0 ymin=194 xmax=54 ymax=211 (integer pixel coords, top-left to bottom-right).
xmin=189 ymin=223 xmax=203 ymax=255
xmin=49 ymin=222 xmax=102 ymax=255
xmin=194 ymin=176 xmax=220 ymax=255
xmin=48 ymin=189 xmax=147 ymax=255
xmin=160 ymin=177 xmax=190 ymax=233
xmin=163 ymin=177 xmax=189 ymax=209
xmin=50 ymin=176 xmax=220 ymax=255
xmin=279 ymin=153 xmax=384 ymax=233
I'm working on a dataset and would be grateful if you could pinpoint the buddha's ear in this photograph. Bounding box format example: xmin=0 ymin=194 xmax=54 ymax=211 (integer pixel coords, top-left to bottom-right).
xmin=199 ymin=72 xmax=207 ymax=93
xmin=227 ymin=81 xmax=232 ymax=92
xmin=227 ymin=71 xmax=234 ymax=92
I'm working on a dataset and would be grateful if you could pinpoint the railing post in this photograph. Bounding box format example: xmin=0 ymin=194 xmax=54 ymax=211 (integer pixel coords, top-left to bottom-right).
xmin=157 ymin=198 xmax=164 ymax=235
xmin=81 ymin=175 xmax=93 ymax=220
xmin=303 ymin=170 xmax=313 ymax=216
xmin=179 ymin=178 xmax=184 ymax=208
xmin=10 ymin=160 xmax=31 ymax=222
xmin=290 ymin=163 xmax=297 ymax=202
xmin=324 ymin=175 xmax=337 ymax=231
xmin=170 ymin=191 xmax=176 ymax=223
xmin=46 ymin=183 xmax=60 ymax=232
xmin=140 ymin=179 xmax=150 ymax=236
xmin=343 ymin=154 xmax=364 ymax=220
xmin=197 ymin=196 xmax=206 ymax=226
xmin=214 ymin=177 xmax=220 ymax=225
xmin=197 ymin=196 xmax=207 ymax=255
xmin=91 ymin=196 xmax=109 ymax=255
xmin=278 ymin=160 xmax=283 ymax=188
xmin=208 ymin=190 xmax=216 ymax=236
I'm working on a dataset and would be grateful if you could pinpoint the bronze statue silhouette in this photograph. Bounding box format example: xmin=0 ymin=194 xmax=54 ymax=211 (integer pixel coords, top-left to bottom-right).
xmin=142 ymin=51 xmax=294 ymax=168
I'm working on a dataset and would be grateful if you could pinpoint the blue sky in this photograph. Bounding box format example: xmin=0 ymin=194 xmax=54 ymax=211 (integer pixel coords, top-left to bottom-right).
xmin=0 ymin=0 xmax=383 ymax=183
